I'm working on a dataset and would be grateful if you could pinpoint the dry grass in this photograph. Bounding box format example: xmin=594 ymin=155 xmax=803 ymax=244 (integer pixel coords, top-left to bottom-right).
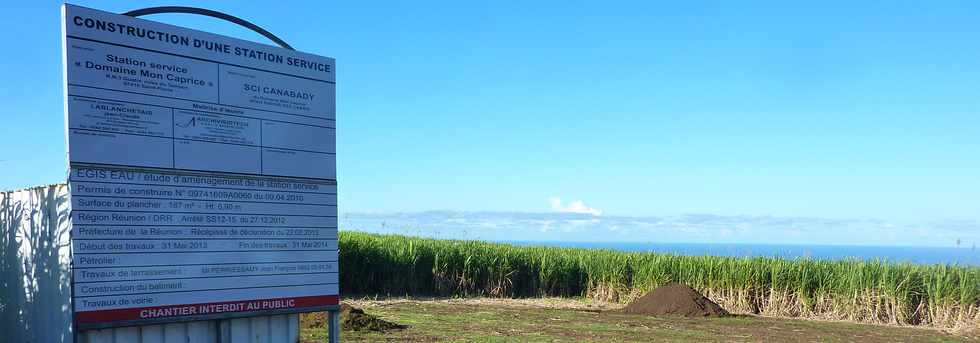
xmin=346 ymin=295 xmax=622 ymax=312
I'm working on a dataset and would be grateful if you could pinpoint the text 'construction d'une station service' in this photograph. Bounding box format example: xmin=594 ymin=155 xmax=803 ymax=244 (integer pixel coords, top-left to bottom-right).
xmin=62 ymin=4 xmax=338 ymax=328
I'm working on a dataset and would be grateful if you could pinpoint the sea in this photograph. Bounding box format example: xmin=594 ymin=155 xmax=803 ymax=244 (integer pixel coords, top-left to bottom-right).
xmin=503 ymin=241 xmax=980 ymax=266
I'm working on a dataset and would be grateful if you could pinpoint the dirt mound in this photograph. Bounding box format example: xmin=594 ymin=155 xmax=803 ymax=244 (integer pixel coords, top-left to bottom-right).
xmin=621 ymin=283 xmax=729 ymax=317
xmin=340 ymin=303 xmax=408 ymax=332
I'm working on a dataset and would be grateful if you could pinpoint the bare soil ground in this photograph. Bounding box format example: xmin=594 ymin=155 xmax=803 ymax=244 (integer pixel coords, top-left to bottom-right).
xmin=301 ymin=297 xmax=980 ymax=342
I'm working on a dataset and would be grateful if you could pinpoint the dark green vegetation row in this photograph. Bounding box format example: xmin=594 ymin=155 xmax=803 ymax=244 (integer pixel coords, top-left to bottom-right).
xmin=338 ymin=231 xmax=980 ymax=328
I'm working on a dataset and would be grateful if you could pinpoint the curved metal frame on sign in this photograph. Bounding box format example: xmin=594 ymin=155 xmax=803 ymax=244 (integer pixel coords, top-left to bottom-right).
xmin=122 ymin=6 xmax=295 ymax=50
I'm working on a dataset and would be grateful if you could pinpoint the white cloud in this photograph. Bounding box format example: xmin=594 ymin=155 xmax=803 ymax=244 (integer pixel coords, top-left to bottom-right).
xmin=538 ymin=220 xmax=555 ymax=233
xmin=548 ymin=197 xmax=602 ymax=216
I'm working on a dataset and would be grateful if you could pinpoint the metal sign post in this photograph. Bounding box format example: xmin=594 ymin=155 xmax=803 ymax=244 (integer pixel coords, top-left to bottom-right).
xmin=62 ymin=4 xmax=339 ymax=341
xmin=330 ymin=310 xmax=340 ymax=343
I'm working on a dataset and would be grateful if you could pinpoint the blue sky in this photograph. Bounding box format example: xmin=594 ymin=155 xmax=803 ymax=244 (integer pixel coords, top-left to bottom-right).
xmin=2 ymin=1 xmax=979 ymax=246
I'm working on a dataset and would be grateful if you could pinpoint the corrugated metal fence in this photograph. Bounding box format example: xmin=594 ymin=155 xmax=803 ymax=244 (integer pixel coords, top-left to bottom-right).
xmin=1 ymin=185 xmax=305 ymax=343
xmin=1 ymin=185 xmax=72 ymax=343
xmin=80 ymin=315 xmax=300 ymax=343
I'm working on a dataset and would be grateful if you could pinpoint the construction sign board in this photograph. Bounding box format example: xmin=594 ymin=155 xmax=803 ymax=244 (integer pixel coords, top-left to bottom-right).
xmin=62 ymin=4 xmax=338 ymax=328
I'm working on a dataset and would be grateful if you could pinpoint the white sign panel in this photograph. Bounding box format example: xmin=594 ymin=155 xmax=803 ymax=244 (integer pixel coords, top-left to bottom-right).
xmin=62 ymin=4 xmax=338 ymax=327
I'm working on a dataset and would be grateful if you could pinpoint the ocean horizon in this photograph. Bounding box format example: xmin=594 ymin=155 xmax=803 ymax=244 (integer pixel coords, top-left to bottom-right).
xmin=500 ymin=241 xmax=980 ymax=266
xmin=341 ymin=211 xmax=980 ymax=266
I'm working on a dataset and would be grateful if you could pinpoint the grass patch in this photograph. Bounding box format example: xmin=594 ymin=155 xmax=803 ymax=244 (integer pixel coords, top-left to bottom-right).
xmin=304 ymin=299 xmax=978 ymax=342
